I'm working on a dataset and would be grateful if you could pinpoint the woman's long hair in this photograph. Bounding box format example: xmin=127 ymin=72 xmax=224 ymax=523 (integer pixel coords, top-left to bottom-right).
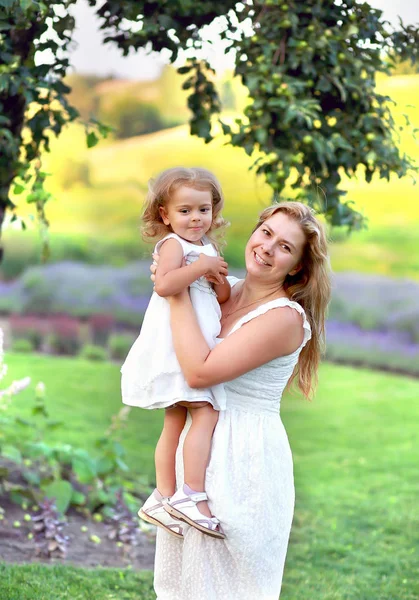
xmin=142 ymin=167 xmax=228 ymax=251
xmin=254 ymin=201 xmax=332 ymax=399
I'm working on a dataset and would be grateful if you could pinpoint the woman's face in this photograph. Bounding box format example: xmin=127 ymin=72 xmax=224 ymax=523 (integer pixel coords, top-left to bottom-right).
xmin=245 ymin=211 xmax=306 ymax=283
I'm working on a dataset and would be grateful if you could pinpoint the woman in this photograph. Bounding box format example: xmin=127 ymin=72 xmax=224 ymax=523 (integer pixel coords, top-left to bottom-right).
xmin=152 ymin=201 xmax=331 ymax=599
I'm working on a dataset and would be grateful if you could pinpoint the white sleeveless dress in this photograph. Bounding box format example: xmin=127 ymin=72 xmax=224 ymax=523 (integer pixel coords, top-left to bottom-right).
xmin=120 ymin=233 xmax=226 ymax=411
xmin=153 ymin=277 xmax=312 ymax=600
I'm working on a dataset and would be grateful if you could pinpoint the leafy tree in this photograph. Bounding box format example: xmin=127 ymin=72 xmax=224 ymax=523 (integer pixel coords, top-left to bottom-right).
xmin=1 ymin=0 xmax=418 ymax=260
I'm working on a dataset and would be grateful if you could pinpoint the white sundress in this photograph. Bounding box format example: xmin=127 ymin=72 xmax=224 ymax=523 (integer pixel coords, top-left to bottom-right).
xmin=153 ymin=276 xmax=312 ymax=600
xmin=120 ymin=233 xmax=226 ymax=411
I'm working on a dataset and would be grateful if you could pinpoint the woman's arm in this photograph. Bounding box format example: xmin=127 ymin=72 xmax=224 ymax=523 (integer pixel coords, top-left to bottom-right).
xmin=169 ymin=290 xmax=304 ymax=388
xmin=154 ymin=239 xmax=228 ymax=297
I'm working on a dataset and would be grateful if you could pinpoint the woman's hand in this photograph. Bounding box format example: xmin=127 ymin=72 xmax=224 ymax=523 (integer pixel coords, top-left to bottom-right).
xmin=150 ymin=253 xmax=159 ymax=284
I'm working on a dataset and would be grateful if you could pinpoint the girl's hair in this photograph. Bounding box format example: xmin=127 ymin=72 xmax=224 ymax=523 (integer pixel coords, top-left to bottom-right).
xmin=142 ymin=167 xmax=228 ymax=250
xmin=253 ymin=201 xmax=331 ymax=399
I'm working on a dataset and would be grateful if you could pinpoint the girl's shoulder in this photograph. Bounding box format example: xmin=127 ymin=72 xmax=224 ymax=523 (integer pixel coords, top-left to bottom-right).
xmin=154 ymin=234 xmax=217 ymax=257
xmin=154 ymin=233 xmax=189 ymax=256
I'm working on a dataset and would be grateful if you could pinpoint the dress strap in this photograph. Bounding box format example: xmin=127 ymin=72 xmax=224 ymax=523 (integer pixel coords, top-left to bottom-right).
xmin=229 ymin=297 xmax=312 ymax=349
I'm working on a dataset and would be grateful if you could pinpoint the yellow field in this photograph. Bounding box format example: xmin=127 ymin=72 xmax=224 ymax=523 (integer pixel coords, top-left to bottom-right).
xmin=10 ymin=74 xmax=419 ymax=278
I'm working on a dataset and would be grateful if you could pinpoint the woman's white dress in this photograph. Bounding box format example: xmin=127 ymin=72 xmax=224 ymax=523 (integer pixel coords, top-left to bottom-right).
xmin=153 ymin=277 xmax=312 ymax=600
xmin=120 ymin=233 xmax=225 ymax=411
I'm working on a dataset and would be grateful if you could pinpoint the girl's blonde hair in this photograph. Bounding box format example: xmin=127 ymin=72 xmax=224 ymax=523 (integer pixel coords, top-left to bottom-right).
xmin=254 ymin=201 xmax=331 ymax=399
xmin=142 ymin=167 xmax=228 ymax=250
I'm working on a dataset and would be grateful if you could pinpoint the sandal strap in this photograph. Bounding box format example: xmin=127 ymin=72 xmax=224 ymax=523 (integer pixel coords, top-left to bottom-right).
xmin=195 ymin=517 xmax=221 ymax=531
xmin=171 ymin=491 xmax=207 ymax=505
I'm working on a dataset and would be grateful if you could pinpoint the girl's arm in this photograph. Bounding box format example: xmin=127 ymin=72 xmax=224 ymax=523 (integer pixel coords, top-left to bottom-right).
xmin=154 ymin=239 xmax=228 ymax=297
xmin=168 ymin=290 xmax=304 ymax=388
xmin=213 ymin=276 xmax=231 ymax=304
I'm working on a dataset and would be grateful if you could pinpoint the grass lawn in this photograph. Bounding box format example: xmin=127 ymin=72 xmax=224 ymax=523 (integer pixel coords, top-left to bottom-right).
xmin=2 ymin=353 xmax=419 ymax=599
xmin=0 ymin=563 xmax=154 ymax=600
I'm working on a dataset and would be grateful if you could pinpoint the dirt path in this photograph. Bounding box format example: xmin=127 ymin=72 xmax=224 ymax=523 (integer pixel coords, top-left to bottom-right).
xmin=0 ymin=499 xmax=156 ymax=570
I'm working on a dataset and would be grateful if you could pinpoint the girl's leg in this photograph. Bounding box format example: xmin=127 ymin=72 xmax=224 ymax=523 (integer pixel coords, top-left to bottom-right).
xmin=182 ymin=404 xmax=219 ymax=518
xmin=155 ymin=405 xmax=187 ymax=497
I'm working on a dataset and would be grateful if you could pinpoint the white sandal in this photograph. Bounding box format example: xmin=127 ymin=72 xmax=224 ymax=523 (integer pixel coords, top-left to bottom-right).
xmin=138 ymin=489 xmax=184 ymax=539
xmin=164 ymin=485 xmax=225 ymax=539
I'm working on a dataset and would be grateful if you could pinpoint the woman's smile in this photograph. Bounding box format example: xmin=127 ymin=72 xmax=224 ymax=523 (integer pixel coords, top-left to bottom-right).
xmin=253 ymin=251 xmax=271 ymax=267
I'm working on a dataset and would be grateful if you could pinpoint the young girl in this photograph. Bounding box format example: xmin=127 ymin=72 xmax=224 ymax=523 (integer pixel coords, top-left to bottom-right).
xmin=121 ymin=167 xmax=230 ymax=539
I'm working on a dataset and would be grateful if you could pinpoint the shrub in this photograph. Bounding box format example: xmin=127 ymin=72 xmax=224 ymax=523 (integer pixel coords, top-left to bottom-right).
xmin=11 ymin=338 xmax=34 ymax=353
xmin=80 ymin=344 xmax=108 ymax=361
xmin=9 ymin=314 xmax=48 ymax=349
xmin=0 ymin=229 xmax=145 ymax=281
xmin=108 ymin=333 xmax=136 ymax=361
xmin=4 ymin=262 xmax=150 ymax=324
xmin=47 ymin=316 xmax=81 ymax=355
xmin=89 ymin=313 xmax=115 ymax=346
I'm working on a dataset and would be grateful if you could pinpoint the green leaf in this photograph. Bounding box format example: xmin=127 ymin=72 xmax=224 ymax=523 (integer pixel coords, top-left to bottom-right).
xmin=177 ymin=65 xmax=192 ymax=75
xmin=70 ymin=489 xmax=86 ymax=505
xmin=96 ymin=456 xmax=114 ymax=476
xmin=42 ymin=479 xmax=73 ymax=514
xmin=0 ymin=0 xmax=15 ymax=9
xmin=72 ymin=456 xmax=97 ymax=484
xmin=13 ymin=183 xmax=25 ymax=195
xmin=86 ymin=131 xmax=99 ymax=148
xmin=255 ymin=128 xmax=268 ymax=145
xmin=19 ymin=0 xmax=33 ymax=9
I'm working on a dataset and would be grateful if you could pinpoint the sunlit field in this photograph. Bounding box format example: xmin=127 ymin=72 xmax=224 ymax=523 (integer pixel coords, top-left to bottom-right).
xmin=5 ymin=74 xmax=419 ymax=278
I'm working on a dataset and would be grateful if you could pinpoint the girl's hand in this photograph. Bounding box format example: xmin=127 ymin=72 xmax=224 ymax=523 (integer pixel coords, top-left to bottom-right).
xmin=197 ymin=254 xmax=228 ymax=285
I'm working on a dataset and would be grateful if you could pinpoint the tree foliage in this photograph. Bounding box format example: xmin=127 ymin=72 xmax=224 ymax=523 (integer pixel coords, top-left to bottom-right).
xmin=0 ymin=0 xmax=418 ymax=254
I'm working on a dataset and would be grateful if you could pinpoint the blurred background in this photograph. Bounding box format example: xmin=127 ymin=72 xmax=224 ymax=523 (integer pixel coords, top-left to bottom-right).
xmin=0 ymin=1 xmax=418 ymax=598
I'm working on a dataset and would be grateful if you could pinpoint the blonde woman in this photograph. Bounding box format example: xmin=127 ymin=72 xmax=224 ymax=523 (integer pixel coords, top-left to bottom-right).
xmin=152 ymin=201 xmax=331 ymax=600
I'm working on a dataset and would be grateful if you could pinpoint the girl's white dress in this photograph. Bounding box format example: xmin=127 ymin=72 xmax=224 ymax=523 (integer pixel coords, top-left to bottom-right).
xmin=120 ymin=233 xmax=226 ymax=411
xmin=153 ymin=277 xmax=312 ymax=600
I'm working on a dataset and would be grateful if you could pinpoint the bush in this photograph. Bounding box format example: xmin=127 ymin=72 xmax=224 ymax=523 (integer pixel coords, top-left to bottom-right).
xmin=9 ymin=314 xmax=48 ymax=350
xmin=11 ymin=338 xmax=34 ymax=353
xmin=79 ymin=344 xmax=108 ymax=361
xmin=0 ymin=230 xmax=145 ymax=281
xmin=89 ymin=313 xmax=115 ymax=346
xmin=0 ymin=261 xmax=151 ymax=325
xmin=47 ymin=316 xmax=81 ymax=355
xmin=100 ymin=96 xmax=164 ymax=139
xmin=108 ymin=333 xmax=136 ymax=361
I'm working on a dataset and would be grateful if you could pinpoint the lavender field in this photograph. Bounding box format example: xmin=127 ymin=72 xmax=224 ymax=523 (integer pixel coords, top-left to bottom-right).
xmin=1 ymin=261 xmax=418 ymax=376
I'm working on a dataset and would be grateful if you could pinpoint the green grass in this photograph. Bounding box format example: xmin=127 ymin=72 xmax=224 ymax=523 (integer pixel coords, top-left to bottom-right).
xmin=0 ymin=563 xmax=154 ymax=600
xmin=6 ymin=73 xmax=419 ymax=278
xmin=2 ymin=353 xmax=419 ymax=599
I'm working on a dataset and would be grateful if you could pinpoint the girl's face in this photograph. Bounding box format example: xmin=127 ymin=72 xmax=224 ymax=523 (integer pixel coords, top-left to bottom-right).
xmin=159 ymin=185 xmax=213 ymax=244
xmin=245 ymin=211 xmax=306 ymax=283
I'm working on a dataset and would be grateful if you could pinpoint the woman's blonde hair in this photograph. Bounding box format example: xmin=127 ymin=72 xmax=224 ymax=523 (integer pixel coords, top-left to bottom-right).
xmin=142 ymin=167 xmax=228 ymax=250
xmin=254 ymin=201 xmax=331 ymax=399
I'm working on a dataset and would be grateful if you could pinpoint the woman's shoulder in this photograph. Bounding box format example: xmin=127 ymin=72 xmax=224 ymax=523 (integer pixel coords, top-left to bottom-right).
xmin=229 ymin=296 xmax=311 ymax=350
